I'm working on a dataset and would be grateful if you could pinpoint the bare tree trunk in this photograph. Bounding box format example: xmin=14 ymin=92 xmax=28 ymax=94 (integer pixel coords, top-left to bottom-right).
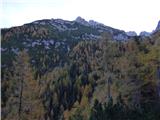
xmin=107 ymin=76 xmax=112 ymax=100
xmin=19 ymin=79 xmax=23 ymax=120
xmin=157 ymin=67 xmax=160 ymax=99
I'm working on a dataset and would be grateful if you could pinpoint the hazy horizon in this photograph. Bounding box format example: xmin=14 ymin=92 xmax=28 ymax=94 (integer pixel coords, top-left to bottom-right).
xmin=1 ymin=0 xmax=160 ymax=34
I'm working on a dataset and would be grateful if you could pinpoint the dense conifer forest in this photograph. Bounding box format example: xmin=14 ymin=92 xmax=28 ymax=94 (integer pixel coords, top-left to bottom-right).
xmin=1 ymin=19 xmax=160 ymax=120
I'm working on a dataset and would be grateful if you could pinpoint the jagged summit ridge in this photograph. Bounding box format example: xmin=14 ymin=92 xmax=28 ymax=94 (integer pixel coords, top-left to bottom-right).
xmin=13 ymin=17 xmax=160 ymax=41
xmin=75 ymin=16 xmax=104 ymax=27
xmin=74 ymin=16 xmax=129 ymax=40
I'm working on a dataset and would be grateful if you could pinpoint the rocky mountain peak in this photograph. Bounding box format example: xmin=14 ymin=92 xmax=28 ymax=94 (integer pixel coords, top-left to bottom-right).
xmin=156 ymin=20 xmax=160 ymax=31
xmin=75 ymin=16 xmax=89 ymax=26
xmin=75 ymin=17 xmax=104 ymax=27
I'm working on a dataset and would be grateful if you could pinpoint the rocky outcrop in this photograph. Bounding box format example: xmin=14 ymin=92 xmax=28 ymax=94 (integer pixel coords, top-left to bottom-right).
xmin=156 ymin=20 xmax=160 ymax=31
xmin=75 ymin=16 xmax=90 ymax=26
xmin=139 ymin=31 xmax=150 ymax=37
xmin=126 ymin=31 xmax=137 ymax=36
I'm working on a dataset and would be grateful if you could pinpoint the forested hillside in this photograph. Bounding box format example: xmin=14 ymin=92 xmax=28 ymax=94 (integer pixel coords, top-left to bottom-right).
xmin=1 ymin=19 xmax=160 ymax=120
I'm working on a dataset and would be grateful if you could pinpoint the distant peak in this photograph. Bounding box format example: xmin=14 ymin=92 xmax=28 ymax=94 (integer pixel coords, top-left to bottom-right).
xmin=156 ymin=20 xmax=160 ymax=31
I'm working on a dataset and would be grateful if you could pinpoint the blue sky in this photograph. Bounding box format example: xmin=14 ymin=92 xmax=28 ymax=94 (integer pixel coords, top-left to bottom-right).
xmin=1 ymin=0 xmax=160 ymax=33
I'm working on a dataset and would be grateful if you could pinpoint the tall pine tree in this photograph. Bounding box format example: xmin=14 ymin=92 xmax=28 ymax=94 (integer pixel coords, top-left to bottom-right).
xmin=5 ymin=51 xmax=44 ymax=120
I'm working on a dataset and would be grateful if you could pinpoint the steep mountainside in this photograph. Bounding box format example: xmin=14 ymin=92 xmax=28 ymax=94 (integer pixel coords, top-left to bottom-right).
xmin=1 ymin=18 xmax=160 ymax=120
xmin=1 ymin=17 xmax=132 ymax=75
xmin=156 ymin=20 xmax=160 ymax=31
